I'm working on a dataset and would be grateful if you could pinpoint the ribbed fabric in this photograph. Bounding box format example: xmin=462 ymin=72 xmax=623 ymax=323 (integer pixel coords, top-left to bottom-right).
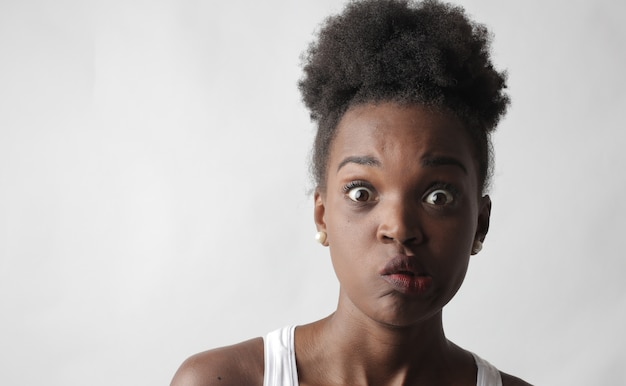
xmin=263 ymin=325 xmax=503 ymax=386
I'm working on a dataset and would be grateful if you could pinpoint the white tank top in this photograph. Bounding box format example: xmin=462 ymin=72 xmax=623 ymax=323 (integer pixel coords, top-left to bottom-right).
xmin=263 ymin=325 xmax=503 ymax=386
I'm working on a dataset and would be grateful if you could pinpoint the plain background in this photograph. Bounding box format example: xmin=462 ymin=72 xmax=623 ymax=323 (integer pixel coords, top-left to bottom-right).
xmin=1 ymin=0 xmax=625 ymax=384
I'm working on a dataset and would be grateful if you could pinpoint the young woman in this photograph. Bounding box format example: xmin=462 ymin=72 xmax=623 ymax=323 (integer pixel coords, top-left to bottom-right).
xmin=172 ymin=0 xmax=531 ymax=384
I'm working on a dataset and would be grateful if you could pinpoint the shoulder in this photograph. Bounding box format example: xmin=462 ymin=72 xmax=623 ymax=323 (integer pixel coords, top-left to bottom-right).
xmin=501 ymin=371 xmax=533 ymax=386
xmin=170 ymin=337 xmax=264 ymax=386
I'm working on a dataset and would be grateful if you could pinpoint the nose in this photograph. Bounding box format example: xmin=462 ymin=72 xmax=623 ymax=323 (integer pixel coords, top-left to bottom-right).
xmin=376 ymin=197 xmax=423 ymax=246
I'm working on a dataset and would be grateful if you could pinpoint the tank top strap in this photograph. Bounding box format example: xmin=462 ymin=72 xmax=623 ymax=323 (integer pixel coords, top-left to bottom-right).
xmin=473 ymin=352 xmax=503 ymax=386
xmin=263 ymin=326 xmax=501 ymax=386
xmin=263 ymin=325 xmax=299 ymax=386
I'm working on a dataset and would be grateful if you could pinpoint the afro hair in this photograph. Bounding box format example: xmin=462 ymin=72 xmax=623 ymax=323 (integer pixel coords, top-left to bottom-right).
xmin=299 ymin=0 xmax=509 ymax=192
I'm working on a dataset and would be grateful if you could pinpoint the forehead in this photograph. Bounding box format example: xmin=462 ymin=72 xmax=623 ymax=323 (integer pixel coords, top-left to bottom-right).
xmin=330 ymin=103 xmax=476 ymax=172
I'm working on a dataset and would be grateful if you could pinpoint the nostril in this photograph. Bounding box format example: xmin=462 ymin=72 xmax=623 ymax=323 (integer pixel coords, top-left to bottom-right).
xmin=377 ymin=218 xmax=422 ymax=244
xmin=380 ymin=232 xmax=395 ymax=241
xmin=403 ymin=236 xmax=419 ymax=246
xmin=380 ymin=233 xmax=419 ymax=245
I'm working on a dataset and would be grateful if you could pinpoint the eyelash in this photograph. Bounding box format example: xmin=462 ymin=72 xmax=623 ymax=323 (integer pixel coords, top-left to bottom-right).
xmin=342 ymin=180 xmax=372 ymax=193
xmin=342 ymin=180 xmax=376 ymax=204
xmin=343 ymin=180 xmax=458 ymax=192
xmin=341 ymin=181 xmax=459 ymax=204
xmin=428 ymin=182 xmax=459 ymax=197
xmin=423 ymin=182 xmax=460 ymax=209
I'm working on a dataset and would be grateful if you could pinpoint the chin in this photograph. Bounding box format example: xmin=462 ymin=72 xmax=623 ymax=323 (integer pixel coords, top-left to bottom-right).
xmin=371 ymin=304 xmax=444 ymax=329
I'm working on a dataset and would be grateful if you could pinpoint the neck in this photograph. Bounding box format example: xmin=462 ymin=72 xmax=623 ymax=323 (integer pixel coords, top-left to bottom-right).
xmin=297 ymin=300 xmax=462 ymax=385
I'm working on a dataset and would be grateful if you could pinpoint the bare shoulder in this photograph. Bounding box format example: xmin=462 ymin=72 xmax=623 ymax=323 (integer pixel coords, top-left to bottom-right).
xmin=501 ymin=371 xmax=533 ymax=386
xmin=170 ymin=337 xmax=264 ymax=386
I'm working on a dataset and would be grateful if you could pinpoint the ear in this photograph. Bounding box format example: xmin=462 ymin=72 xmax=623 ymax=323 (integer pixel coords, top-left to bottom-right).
xmin=314 ymin=189 xmax=328 ymax=245
xmin=475 ymin=194 xmax=491 ymax=244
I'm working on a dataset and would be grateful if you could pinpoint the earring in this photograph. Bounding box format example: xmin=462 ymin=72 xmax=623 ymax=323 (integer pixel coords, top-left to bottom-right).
xmin=471 ymin=240 xmax=483 ymax=255
xmin=315 ymin=231 xmax=327 ymax=245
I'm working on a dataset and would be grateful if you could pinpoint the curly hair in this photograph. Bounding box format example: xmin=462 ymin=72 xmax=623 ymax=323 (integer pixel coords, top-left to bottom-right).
xmin=299 ymin=0 xmax=509 ymax=192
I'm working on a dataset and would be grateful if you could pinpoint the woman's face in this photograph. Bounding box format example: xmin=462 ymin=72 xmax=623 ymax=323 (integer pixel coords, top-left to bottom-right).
xmin=315 ymin=102 xmax=491 ymax=327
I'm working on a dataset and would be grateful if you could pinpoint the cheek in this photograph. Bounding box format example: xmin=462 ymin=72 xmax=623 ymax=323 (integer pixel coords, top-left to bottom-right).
xmin=426 ymin=207 xmax=478 ymax=260
xmin=325 ymin=197 xmax=373 ymax=244
xmin=423 ymin=216 xmax=474 ymax=290
xmin=326 ymin=215 xmax=369 ymax=262
xmin=325 ymin=202 xmax=379 ymax=277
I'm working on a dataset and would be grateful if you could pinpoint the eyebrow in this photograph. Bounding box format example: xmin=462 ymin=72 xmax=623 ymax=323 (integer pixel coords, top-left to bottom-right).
xmin=336 ymin=154 xmax=468 ymax=174
xmin=421 ymin=155 xmax=467 ymax=174
xmin=337 ymin=155 xmax=382 ymax=172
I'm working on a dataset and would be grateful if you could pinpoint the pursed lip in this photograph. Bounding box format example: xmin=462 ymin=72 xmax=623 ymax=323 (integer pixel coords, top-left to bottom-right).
xmin=380 ymin=254 xmax=429 ymax=276
xmin=380 ymin=254 xmax=433 ymax=295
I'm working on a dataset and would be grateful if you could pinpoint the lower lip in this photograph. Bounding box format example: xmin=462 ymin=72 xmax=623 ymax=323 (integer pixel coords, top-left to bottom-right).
xmin=382 ymin=274 xmax=433 ymax=295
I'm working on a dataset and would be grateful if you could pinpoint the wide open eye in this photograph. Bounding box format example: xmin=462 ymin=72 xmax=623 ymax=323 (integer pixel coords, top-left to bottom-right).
xmin=424 ymin=189 xmax=454 ymax=206
xmin=347 ymin=186 xmax=374 ymax=202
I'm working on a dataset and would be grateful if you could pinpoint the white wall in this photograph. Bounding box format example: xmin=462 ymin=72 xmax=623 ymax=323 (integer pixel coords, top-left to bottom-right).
xmin=1 ymin=1 xmax=624 ymax=384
